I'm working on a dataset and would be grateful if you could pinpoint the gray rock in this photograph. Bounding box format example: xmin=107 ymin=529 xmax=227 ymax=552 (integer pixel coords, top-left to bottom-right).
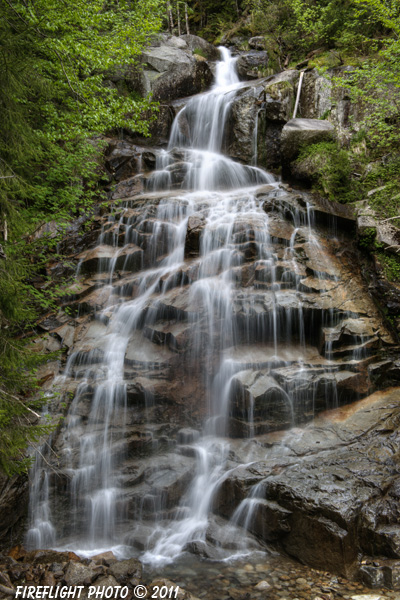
xmin=177 ymin=428 xmax=200 ymax=444
xmin=180 ymin=34 xmax=220 ymax=61
xmin=227 ymin=84 xmax=264 ymax=163
xmin=264 ymin=71 xmax=299 ymax=122
xmin=142 ymin=44 xmax=192 ymax=74
xmin=299 ymin=69 xmax=333 ymax=121
xmin=110 ymin=557 xmax=142 ymax=581
xmin=249 ymin=37 xmax=267 ymax=51
xmin=359 ymin=565 xmax=387 ymax=588
xmin=281 ymin=118 xmax=335 ymax=163
xmin=299 ymin=66 xmax=366 ymax=145
xmin=183 ymin=540 xmax=226 ymax=560
xmin=63 ymin=561 xmax=97 ymax=586
xmin=185 ymin=214 xmax=206 ymax=257
xmin=236 ymin=51 xmax=268 ymax=80
xmin=216 ymin=388 xmax=400 ymax=580
xmin=133 ymin=35 xmax=214 ymax=102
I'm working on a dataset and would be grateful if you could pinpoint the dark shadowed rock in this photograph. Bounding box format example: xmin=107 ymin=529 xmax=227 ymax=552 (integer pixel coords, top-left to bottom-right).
xmin=236 ymin=51 xmax=268 ymax=80
xmin=150 ymin=60 xmax=213 ymax=103
xmin=0 ymin=475 xmax=28 ymax=550
xmin=76 ymin=244 xmax=143 ymax=274
xmin=105 ymin=140 xmax=141 ymax=182
xmin=185 ymin=214 xmax=205 ymax=257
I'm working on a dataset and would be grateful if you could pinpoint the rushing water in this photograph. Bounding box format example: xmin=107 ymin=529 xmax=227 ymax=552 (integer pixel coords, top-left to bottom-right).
xmin=26 ymin=47 xmax=371 ymax=565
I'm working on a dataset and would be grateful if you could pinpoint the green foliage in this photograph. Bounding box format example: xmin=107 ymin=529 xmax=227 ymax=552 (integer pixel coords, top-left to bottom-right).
xmin=239 ymin=0 xmax=298 ymax=69
xmin=193 ymin=47 xmax=207 ymax=58
xmin=333 ymin=1 xmax=400 ymax=155
xmin=0 ymin=0 xmax=163 ymax=226
xmin=228 ymin=0 xmax=383 ymax=68
xmin=0 ymin=0 xmax=163 ymax=475
xmin=358 ymin=226 xmax=377 ymax=250
xmin=361 ymin=157 xmax=400 ymax=219
xmin=377 ymin=251 xmax=400 ymax=282
xmin=0 ymin=254 xmax=56 ymax=475
xmin=295 ymin=141 xmax=357 ymax=203
xmin=287 ymin=0 xmax=378 ymax=53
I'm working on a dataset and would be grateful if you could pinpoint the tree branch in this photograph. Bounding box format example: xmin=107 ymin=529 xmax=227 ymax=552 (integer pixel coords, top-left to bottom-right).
xmin=381 ymin=216 xmax=400 ymax=222
xmin=53 ymin=48 xmax=88 ymax=104
xmin=0 ymin=388 xmax=41 ymax=419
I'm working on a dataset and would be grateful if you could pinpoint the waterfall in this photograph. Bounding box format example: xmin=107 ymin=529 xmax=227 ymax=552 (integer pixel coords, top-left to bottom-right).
xmin=26 ymin=47 xmax=377 ymax=565
xmin=292 ymin=70 xmax=305 ymax=119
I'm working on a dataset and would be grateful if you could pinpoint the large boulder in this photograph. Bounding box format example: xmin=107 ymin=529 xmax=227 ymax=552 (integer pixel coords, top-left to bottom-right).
xmin=299 ymin=67 xmax=365 ymax=144
xmin=248 ymin=36 xmax=267 ymax=50
xmin=180 ymin=34 xmax=220 ymax=61
xmin=137 ymin=35 xmax=214 ymax=102
xmin=256 ymin=71 xmax=299 ymax=168
xmin=264 ymin=70 xmax=299 ymax=122
xmin=299 ymin=68 xmax=333 ymax=121
xmin=216 ymin=388 xmax=400 ymax=583
xmin=236 ymin=50 xmax=268 ymax=80
xmin=227 ymin=71 xmax=299 ymax=166
xmin=281 ymin=118 xmax=335 ymax=163
xmin=106 ymin=34 xmax=215 ymax=104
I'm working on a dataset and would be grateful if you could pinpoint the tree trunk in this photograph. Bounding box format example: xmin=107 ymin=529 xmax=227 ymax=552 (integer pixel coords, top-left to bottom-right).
xmin=177 ymin=1 xmax=181 ymax=36
xmin=166 ymin=1 xmax=171 ymax=33
xmin=185 ymin=3 xmax=190 ymax=34
xmin=167 ymin=1 xmax=174 ymax=32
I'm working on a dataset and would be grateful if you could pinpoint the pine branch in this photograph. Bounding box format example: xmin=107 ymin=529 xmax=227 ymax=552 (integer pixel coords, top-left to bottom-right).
xmin=0 ymin=388 xmax=41 ymax=419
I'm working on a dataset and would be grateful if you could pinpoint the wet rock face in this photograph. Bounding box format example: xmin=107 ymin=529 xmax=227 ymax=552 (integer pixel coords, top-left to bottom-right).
xmin=225 ymin=71 xmax=299 ymax=167
xmin=264 ymin=71 xmax=299 ymax=122
xmin=216 ymin=388 xmax=400 ymax=583
xmin=28 ymin=179 xmax=398 ymax=557
xmin=227 ymin=84 xmax=264 ymax=163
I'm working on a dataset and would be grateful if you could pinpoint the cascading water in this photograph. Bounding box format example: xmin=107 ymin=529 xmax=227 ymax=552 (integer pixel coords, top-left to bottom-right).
xmin=26 ymin=46 xmax=383 ymax=566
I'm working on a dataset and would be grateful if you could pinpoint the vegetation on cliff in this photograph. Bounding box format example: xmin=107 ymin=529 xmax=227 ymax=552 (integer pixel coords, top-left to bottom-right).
xmin=198 ymin=0 xmax=400 ymax=216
